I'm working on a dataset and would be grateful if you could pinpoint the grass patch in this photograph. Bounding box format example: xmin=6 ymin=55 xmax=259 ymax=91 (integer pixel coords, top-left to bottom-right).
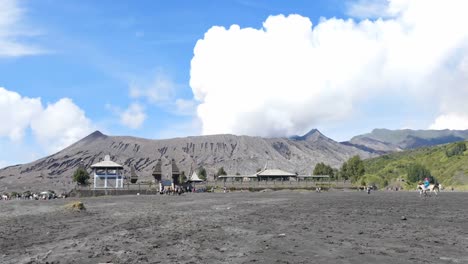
xmin=64 ymin=201 xmax=86 ymax=211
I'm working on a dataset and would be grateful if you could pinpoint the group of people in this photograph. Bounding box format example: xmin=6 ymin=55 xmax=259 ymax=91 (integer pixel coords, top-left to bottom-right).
xmin=1 ymin=191 xmax=68 ymax=201
xmin=159 ymin=185 xmax=185 ymax=195
xmin=158 ymin=185 xmax=208 ymax=195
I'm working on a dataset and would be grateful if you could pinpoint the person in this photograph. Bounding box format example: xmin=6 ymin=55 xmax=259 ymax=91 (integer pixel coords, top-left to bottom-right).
xmin=423 ymin=177 xmax=430 ymax=189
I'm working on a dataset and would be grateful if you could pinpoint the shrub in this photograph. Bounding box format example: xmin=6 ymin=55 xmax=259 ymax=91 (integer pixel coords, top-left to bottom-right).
xmin=406 ymin=163 xmax=432 ymax=183
xmin=73 ymin=167 xmax=90 ymax=185
xmin=197 ymin=167 xmax=207 ymax=181
xmin=64 ymin=201 xmax=86 ymax=211
xmin=446 ymin=142 xmax=466 ymax=157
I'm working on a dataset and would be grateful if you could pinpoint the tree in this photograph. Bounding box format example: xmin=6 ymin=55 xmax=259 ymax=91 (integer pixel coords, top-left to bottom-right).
xmin=179 ymin=171 xmax=187 ymax=183
xmin=215 ymin=167 xmax=227 ymax=180
xmin=340 ymin=156 xmax=365 ymax=182
xmin=446 ymin=142 xmax=467 ymax=157
xmin=73 ymin=167 xmax=90 ymax=185
xmin=313 ymin=162 xmax=334 ymax=178
xmin=406 ymin=163 xmax=432 ymax=183
xmin=197 ymin=166 xmax=207 ymax=181
xmin=332 ymin=168 xmax=339 ymax=180
xmin=339 ymin=162 xmax=349 ymax=180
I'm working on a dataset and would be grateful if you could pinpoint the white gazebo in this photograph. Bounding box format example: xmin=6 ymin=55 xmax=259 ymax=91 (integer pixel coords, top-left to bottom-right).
xmin=91 ymin=155 xmax=124 ymax=189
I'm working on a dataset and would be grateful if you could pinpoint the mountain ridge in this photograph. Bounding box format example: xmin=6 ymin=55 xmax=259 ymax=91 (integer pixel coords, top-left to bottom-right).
xmin=344 ymin=128 xmax=468 ymax=153
xmin=0 ymin=129 xmax=373 ymax=192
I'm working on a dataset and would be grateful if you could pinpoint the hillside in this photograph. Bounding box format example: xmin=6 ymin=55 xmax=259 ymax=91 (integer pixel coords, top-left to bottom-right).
xmin=345 ymin=128 xmax=468 ymax=153
xmin=0 ymin=129 xmax=374 ymax=192
xmin=359 ymin=141 xmax=468 ymax=190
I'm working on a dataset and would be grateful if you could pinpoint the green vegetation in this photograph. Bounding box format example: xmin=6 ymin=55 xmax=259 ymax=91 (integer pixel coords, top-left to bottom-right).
xmin=406 ymin=163 xmax=433 ymax=183
xmin=313 ymin=162 xmax=334 ymax=178
xmin=340 ymin=155 xmax=365 ymax=182
xmin=179 ymin=171 xmax=187 ymax=183
xmin=73 ymin=167 xmax=90 ymax=185
xmin=197 ymin=166 xmax=207 ymax=181
xmin=215 ymin=167 xmax=227 ymax=179
xmin=357 ymin=128 xmax=468 ymax=146
xmin=446 ymin=142 xmax=466 ymax=157
xmin=359 ymin=141 xmax=468 ymax=190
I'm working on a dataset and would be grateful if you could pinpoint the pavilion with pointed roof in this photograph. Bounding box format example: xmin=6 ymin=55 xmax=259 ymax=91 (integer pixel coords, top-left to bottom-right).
xmin=91 ymin=155 xmax=124 ymax=189
xmin=188 ymin=171 xmax=204 ymax=183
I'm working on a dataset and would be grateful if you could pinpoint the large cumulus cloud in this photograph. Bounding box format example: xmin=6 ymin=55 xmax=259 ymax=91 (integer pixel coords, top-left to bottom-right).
xmin=190 ymin=0 xmax=468 ymax=137
xmin=0 ymin=87 xmax=94 ymax=153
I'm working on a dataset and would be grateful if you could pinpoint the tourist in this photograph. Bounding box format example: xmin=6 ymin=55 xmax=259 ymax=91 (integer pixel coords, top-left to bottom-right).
xmin=423 ymin=177 xmax=430 ymax=189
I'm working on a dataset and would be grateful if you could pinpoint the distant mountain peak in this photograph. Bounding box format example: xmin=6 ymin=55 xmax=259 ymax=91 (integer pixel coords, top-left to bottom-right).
xmin=349 ymin=128 xmax=468 ymax=153
xmin=290 ymin=129 xmax=327 ymax=141
xmin=74 ymin=130 xmax=107 ymax=145
xmin=86 ymin=130 xmax=106 ymax=139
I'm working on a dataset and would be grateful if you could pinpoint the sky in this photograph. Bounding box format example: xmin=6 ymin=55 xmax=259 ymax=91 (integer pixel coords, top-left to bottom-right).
xmin=1 ymin=0 xmax=468 ymax=168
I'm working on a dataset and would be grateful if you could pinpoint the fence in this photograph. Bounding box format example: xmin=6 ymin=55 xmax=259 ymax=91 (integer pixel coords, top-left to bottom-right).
xmin=71 ymin=180 xmax=353 ymax=197
xmin=210 ymin=179 xmax=338 ymax=189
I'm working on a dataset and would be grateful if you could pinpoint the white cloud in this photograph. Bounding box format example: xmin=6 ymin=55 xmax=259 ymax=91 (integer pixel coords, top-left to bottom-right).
xmin=120 ymin=103 xmax=146 ymax=129
xmin=190 ymin=0 xmax=468 ymax=137
xmin=0 ymin=0 xmax=44 ymax=57
xmin=0 ymin=87 xmax=95 ymax=153
xmin=130 ymin=72 xmax=177 ymax=103
xmin=30 ymin=98 xmax=94 ymax=152
xmin=429 ymin=113 xmax=468 ymax=130
xmin=175 ymin=98 xmax=197 ymax=116
xmin=347 ymin=0 xmax=394 ymax=19
xmin=0 ymin=87 xmax=42 ymax=140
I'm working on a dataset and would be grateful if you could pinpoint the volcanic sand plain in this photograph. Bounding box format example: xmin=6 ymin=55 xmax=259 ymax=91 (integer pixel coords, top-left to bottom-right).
xmin=1 ymin=191 xmax=468 ymax=264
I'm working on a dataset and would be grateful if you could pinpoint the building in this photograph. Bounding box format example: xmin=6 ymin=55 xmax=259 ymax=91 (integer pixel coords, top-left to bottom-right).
xmin=152 ymin=159 xmax=163 ymax=191
xmin=188 ymin=171 xmax=204 ymax=183
xmin=217 ymin=168 xmax=330 ymax=183
xmin=217 ymin=168 xmax=297 ymax=182
xmin=171 ymin=159 xmax=180 ymax=186
xmin=255 ymin=169 xmax=297 ymax=181
xmin=91 ymin=155 xmax=124 ymax=189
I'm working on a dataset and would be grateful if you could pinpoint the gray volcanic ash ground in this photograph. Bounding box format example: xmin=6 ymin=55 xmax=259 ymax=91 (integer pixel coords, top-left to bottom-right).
xmin=1 ymin=191 xmax=467 ymax=264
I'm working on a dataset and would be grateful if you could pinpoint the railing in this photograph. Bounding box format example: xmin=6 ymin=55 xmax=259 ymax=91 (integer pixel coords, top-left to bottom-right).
xmin=74 ymin=180 xmax=352 ymax=193
xmin=210 ymin=180 xmax=334 ymax=189
xmin=76 ymin=182 xmax=158 ymax=191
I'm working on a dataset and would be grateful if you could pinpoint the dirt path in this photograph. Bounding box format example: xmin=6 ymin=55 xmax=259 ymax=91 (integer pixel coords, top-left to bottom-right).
xmin=1 ymin=191 xmax=467 ymax=264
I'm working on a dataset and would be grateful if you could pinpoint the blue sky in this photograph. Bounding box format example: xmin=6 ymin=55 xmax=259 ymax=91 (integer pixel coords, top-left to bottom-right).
xmin=1 ymin=0 xmax=468 ymax=167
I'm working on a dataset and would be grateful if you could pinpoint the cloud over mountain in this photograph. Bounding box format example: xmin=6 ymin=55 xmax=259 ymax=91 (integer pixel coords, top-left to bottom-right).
xmin=120 ymin=103 xmax=146 ymax=129
xmin=0 ymin=87 xmax=94 ymax=153
xmin=0 ymin=88 xmax=42 ymax=140
xmin=31 ymin=98 xmax=94 ymax=152
xmin=190 ymin=0 xmax=468 ymax=137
